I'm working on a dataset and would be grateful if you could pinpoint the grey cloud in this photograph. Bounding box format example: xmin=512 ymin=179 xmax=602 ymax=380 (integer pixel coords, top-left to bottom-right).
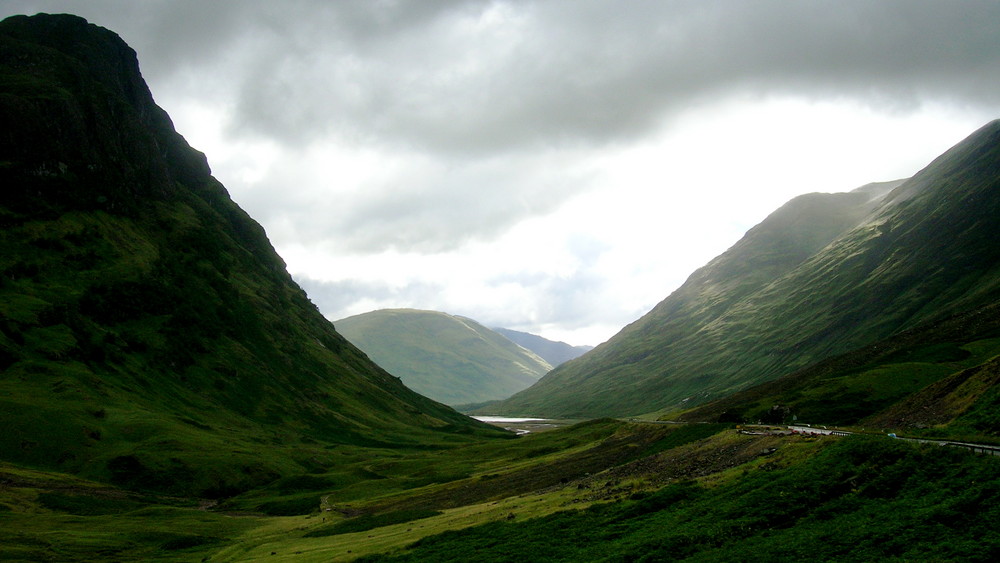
xmin=6 ymin=0 xmax=998 ymax=153
xmin=336 ymin=163 xmax=591 ymax=252
xmin=1 ymin=1 xmax=254 ymax=81
xmin=220 ymin=0 xmax=1000 ymax=154
xmin=240 ymin=150 xmax=597 ymax=253
xmin=6 ymin=0 xmax=999 ymax=257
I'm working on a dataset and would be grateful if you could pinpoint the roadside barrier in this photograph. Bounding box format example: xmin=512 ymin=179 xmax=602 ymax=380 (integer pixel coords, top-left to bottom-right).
xmin=750 ymin=425 xmax=1000 ymax=456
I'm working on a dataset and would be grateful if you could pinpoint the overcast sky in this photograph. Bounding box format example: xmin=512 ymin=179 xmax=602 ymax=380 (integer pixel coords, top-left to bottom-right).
xmin=4 ymin=1 xmax=999 ymax=345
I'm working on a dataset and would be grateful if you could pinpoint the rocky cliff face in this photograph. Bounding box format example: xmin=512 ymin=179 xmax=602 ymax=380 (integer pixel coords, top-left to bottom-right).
xmin=0 ymin=14 xmax=210 ymax=213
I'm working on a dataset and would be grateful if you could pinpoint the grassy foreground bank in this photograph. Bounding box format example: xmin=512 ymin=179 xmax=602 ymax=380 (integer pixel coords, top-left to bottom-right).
xmin=3 ymin=419 xmax=999 ymax=561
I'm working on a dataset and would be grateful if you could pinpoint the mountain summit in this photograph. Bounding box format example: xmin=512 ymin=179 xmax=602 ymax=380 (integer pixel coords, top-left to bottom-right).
xmin=497 ymin=120 xmax=1000 ymax=418
xmin=0 ymin=14 xmax=497 ymax=496
xmin=336 ymin=309 xmax=551 ymax=405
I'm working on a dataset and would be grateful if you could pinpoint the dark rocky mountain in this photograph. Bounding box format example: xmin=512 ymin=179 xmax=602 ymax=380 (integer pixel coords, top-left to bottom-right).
xmin=495 ymin=120 xmax=1000 ymax=418
xmin=336 ymin=309 xmax=551 ymax=405
xmin=0 ymin=13 xmax=499 ymax=497
xmin=492 ymin=327 xmax=593 ymax=367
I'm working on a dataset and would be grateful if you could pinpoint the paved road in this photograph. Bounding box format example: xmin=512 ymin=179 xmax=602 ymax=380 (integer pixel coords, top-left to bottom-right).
xmin=786 ymin=425 xmax=1000 ymax=456
xmin=635 ymin=420 xmax=1000 ymax=456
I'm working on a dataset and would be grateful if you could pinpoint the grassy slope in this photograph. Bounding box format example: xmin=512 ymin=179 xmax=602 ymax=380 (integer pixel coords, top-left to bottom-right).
xmin=866 ymin=350 xmax=1000 ymax=442
xmin=359 ymin=436 xmax=1000 ymax=563
xmin=336 ymin=309 xmax=552 ymax=405
xmin=8 ymin=420 xmax=999 ymax=562
xmin=0 ymin=420 xmax=756 ymax=561
xmin=675 ymin=299 xmax=1000 ymax=429
xmin=0 ymin=14 xmax=502 ymax=499
xmin=0 ymin=462 xmax=261 ymax=562
xmin=502 ymin=121 xmax=1000 ymax=418
xmin=497 ymin=183 xmax=901 ymax=417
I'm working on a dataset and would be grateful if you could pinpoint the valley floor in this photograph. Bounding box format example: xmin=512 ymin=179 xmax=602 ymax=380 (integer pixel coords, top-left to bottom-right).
xmin=3 ymin=419 xmax=999 ymax=561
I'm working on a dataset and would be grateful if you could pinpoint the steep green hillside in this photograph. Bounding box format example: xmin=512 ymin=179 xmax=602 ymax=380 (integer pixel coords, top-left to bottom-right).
xmin=675 ymin=299 xmax=1000 ymax=428
xmin=0 ymin=14 xmax=500 ymax=497
xmin=499 ymin=120 xmax=1000 ymax=418
xmin=493 ymin=327 xmax=593 ymax=367
xmin=336 ymin=309 xmax=551 ymax=405
xmin=864 ymin=328 xmax=1000 ymax=441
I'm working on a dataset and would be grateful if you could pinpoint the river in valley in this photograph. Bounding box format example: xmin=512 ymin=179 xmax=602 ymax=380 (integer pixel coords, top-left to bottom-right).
xmin=472 ymin=416 xmax=577 ymax=434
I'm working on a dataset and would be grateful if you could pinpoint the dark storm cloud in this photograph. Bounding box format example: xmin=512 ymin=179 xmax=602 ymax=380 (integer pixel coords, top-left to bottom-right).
xmin=198 ymin=0 xmax=1000 ymax=153
xmin=5 ymin=0 xmax=998 ymax=153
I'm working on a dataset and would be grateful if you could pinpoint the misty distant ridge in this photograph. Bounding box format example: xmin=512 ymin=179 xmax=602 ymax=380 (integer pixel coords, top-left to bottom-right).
xmin=335 ymin=309 xmax=554 ymax=405
xmin=492 ymin=327 xmax=593 ymax=367
xmin=850 ymin=178 xmax=909 ymax=201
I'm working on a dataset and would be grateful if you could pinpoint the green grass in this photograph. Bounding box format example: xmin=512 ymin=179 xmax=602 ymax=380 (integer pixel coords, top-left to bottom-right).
xmin=0 ymin=503 xmax=259 ymax=561
xmin=0 ymin=420 xmax=706 ymax=561
xmin=303 ymin=509 xmax=442 ymax=538
xmin=356 ymin=436 xmax=1000 ymax=562
xmin=36 ymin=491 xmax=146 ymax=515
xmin=220 ymin=418 xmax=628 ymax=516
xmin=677 ymin=309 xmax=1000 ymax=428
xmin=626 ymin=423 xmax=731 ymax=460
xmin=5 ymin=417 xmax=1000 ymax=561
xmin=0 ymin=462 xmax=258 ymax=561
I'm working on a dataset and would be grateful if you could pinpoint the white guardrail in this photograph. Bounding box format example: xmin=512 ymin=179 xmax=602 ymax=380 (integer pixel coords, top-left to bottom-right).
xmin=784 ymin=425 xmax=1000 ymax=456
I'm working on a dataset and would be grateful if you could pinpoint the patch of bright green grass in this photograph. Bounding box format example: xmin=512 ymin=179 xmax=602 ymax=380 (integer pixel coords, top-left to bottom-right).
xmin=303 ymin=509 xmax=442 ymax=538
xmin=0 ymin=464 xmax=261 ymax=562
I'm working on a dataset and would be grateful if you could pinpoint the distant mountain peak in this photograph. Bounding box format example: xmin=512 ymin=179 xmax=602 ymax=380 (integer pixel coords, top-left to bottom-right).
xmin=335 ymin=309 xmax=552 ymax=405
xmin=492 ymin=327 xmax=593 ymax=367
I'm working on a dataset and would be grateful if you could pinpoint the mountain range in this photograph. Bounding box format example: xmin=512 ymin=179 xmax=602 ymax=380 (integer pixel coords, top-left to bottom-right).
xmin=494 ymin=120 xmax=1000 ymax=419
xmin=492 ymin=327 xmax=593 ymax=367
xmin=4 ymin=13 xmax=1000 ymax=561
xmin=335 ymin=309 xmax=552 ymax=405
